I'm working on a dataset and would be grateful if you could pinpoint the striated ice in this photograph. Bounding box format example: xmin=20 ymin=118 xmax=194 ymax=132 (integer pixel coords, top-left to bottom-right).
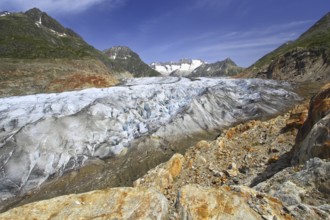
xmin=0 ymin=77 xmax=300 ymax=200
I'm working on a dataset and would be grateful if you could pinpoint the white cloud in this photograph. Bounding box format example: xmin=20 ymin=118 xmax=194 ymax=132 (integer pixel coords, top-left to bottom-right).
xmin=191 ymin=0 xmax=232 ymax=9
xmin=0 ymin=0 xmax=126 ymax=14
xmin=140 ymin=20 xmax=312 ymax=66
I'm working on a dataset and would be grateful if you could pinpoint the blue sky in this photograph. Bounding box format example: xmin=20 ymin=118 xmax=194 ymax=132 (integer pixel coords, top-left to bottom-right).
xmin=1 ymin=0 xmax=329 ymax=67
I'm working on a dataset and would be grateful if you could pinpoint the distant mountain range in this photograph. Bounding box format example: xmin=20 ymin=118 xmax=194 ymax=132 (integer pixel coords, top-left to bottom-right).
xmin=150 ymin=58 xmax=243 ymax=77
xmin=0 ymin=8 xmax=329 ymax=97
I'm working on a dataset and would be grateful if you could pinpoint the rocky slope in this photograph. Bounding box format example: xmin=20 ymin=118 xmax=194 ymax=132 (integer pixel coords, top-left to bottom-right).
xmin=0 ymin=58 xmax=118 ymax=97
xmin=240 ymin=12 xmax=330 ymax=82
xmin=133 ymin=83 xmax=329 ymax=219
xmin=190 ymin=58 xmax=244 ymax=77
xmin=150 ymin=59 xmax=205 ymax=76
xmin=1 ymin=83 xmax=328 ymax=219
xmin=103 ymin=46 xmax=161 ymax=78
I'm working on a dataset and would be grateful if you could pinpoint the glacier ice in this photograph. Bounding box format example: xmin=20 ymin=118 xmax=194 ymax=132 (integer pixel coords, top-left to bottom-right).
xmin=0 ymin=77 xmax=300 ymax=200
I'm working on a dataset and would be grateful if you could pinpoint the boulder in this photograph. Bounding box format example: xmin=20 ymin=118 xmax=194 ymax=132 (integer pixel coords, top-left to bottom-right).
xmin=177 ymin=184 xmax=293 ymax=220
xmin=292 ymin=83 xmax=330 ymax=164
xmin=0 ymin=187 xmax=169 ymax=220
xmin=255 ymin=157 xmax=330 ymax=219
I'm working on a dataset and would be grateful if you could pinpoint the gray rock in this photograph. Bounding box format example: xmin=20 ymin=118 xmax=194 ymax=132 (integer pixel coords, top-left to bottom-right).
xmin=255 ymin=158 xmax=330 ymax=220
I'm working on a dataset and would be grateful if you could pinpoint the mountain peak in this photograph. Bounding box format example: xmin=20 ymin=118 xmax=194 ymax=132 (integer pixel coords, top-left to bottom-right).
xmin=223 ymin=57 xmax=235 ymax=64
xmin=25 ymin=7 xmax=43 ymax=15
xmin=103 ymin=46 xmax=161 ymax=77
xmin=190 ymin=58 xmax=243 ymax=77
xmin=23 ymin=8 xmax=81 ymax=38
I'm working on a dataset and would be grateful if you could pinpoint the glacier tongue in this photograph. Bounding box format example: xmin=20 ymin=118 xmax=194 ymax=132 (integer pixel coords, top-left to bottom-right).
xmin=0 ymin=77 xmax=300 ymax=201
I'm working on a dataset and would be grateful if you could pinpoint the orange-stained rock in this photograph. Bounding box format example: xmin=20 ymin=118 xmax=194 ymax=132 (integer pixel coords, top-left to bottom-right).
xmin=177 ymin=184 xmax=293 ymax=220
xmin=292 ymin=83 xmax=330 ymax=164
xmin=133 ymin=153 xmax=185 ymax=192
xmin=0 ymin=187 xmax=169 ymax=220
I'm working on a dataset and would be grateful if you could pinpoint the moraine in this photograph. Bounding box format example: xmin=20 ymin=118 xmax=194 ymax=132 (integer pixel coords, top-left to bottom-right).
xmin=0 ymin=77 xmax=300 ymax=209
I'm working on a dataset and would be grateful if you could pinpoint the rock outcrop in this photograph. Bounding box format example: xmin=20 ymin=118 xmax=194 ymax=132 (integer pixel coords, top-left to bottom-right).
xmin=177 ymin=185 xmax=292 ymax=220
xmin=245 ymin=47 xmax=330 ymax=82
xmin=292 ymin=83 xmax=330 ymax=164
xmin=0 ymin=187 xmax=169 ymax=220
xmin=255 ymin=158 xmax=330 ymax=220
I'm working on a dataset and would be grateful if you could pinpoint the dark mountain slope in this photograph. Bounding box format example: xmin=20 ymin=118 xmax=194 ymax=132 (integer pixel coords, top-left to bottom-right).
xmin=242 ymin=12 xmax=330 ymax=82
xmin=104 ymin=46 xmax=161 ymax=78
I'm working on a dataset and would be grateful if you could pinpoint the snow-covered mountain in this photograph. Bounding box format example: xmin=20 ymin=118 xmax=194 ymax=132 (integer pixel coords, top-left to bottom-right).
xmin=150 ymin=59 xmax=205 ymax=76
xmin=0 ymin=77 xmax=300 ymax=204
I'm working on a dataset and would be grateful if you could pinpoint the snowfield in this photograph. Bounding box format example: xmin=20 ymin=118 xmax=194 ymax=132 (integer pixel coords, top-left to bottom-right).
xmin=0 ymin=77 xmax=300 ymax=200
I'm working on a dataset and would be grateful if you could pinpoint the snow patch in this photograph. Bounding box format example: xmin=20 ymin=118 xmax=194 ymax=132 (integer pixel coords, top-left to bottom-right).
xmin=0 ymin=11 xmax=10 ymax=17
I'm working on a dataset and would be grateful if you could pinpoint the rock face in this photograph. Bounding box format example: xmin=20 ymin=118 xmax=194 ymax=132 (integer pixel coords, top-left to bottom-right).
xmin=103 ymin=46 xmax=161 ymax=78
xmin=0 ymin=77 xmax=299 ymax=210
xmin=190 ymin=58 xmax=244 ymax=77
xmin=246 ymin=47 xmax=330 ymax=82
xmin=241 ymin=12 xmax=330 ymax=82
xmin=292 ymin=83 xmax=330 ymax=164
xmin=150 ymin=59 xmax=205 ymax=76
xmin=0 ymin=187 xmax=169 ymax=220
xmin=177 ymin=185 xmax=292 ymax=220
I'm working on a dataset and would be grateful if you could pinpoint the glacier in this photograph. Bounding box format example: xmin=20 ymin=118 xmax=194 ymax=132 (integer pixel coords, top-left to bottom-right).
xmin=0 ymin=77 xmax=300 ymax=203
